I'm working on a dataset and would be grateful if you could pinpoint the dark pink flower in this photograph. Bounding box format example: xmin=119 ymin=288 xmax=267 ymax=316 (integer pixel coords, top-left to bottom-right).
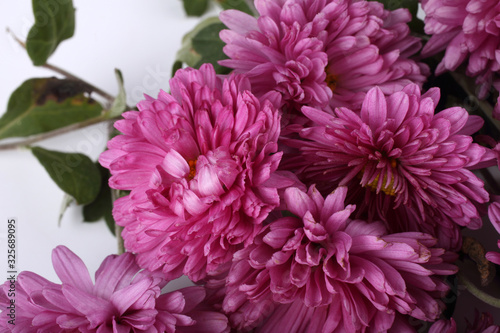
xmin=429 ymin=311 xmax=500 ymax=333
xmin=421 ymin=0 xmax=500 ymax=98
xmin=0 ymin=246 xmax=228 ymax=333
xmin=466 ymin=311 xmax=500 ymax=333
xmin=100 ymin=64 xmax=286 ymax=281
xmin=221 ymin=186 xmax=456 ymax=331
xmin=283 ymin=84 xmax=490 ymax=248
xmin=429 ymin=318 xmax=457 ymax=333
xmin=219 ymin=0 xmax=428 ymax=112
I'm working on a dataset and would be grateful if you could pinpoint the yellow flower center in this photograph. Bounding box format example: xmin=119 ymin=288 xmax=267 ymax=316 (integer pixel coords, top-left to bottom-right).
xmin=366 ymin=174 xmax=396 ymax=196
xmin=362 ymin=159 xmax=398 ymax=197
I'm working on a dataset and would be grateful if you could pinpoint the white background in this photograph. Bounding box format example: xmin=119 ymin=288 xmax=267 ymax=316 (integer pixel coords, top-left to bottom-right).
xmin=0 ymin=0 xmax=500 ymax=329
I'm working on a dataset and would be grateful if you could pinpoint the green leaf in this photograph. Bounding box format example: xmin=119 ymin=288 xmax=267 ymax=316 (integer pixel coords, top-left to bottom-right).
xmin=83 ymin=164 xmax=115 ymax=235
xmin=0 ymin=78 xmax=102 ymax=140
xmin=378 ymin=0 xmax=418 ymax=12
xmin=31 ymin=147 xmax=101 ymax=205
xmin=26 ymin=0 xmax=76 ymax=66
xmin=104 ymin=211 xmax=116 ymax=236
xmin=103 ymin=69 xmax=127 ymax=119
xmin=176 ymin=17 xmax=220 ymax=69
xmin=216 ymin=0 xmax=254 ymax=15
xmin=192 ymin=22 xmax=231 ymax=73
xmin=182 ymin=0 xmax=209 ymax=16
xmin=408 ymin=16 xmax=425 ymax=36
xmin=58 ymin=194 xmax=74 ymax=226
xmin=172 ymin=60 xmax=183 ymax=77
xmin=174 ymin=17 xmax=230 ymax=75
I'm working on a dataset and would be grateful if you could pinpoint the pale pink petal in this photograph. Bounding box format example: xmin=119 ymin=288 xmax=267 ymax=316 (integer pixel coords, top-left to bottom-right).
xmin=52 ymin=246 xmax=94 ymax=294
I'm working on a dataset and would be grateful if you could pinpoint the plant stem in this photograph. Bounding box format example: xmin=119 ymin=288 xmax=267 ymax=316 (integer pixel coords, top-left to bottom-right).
xmin=458 ymin=272 xmax=500 ymax=308
xmin=111 ymin=188 xmax=125 ymax=255
xmin=115 ymin=224 xmax=125 ymax=255
xmin=7 ymin=28 xmax=115 ymax=104
xmin=0 ymin=116 xmax=114 ymax=151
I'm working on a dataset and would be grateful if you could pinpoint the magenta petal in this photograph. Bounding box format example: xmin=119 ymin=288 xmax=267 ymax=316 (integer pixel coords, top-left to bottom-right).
xmin=162 ymin=149 xmax=190 ymax=178
xmin=324 ymin=209 xmax=354 ymax=235
xmin=486 ymin=251 xmax=500 ymax=265
xmin=94 ymin=252 xmax=139 ymax=300
xmin=304 ymin=269 xmax=330 ymax=307
xmin=321 ymin=186 xmax=348 ymax=220
xmin=429 ymin=318 xmax=456 ymax=333
xmin=62 ymin=284 xmax=112 ymax=327
xmin=434 ymin=106 xmax=468 ymax=135
xmin=220 ymin=9 xmax=258 ymax=34
xmin=110 ymin=278 xmax=158 ymax=315
xmin=38 ymin=288 xmax=73 ymax=311
xmin=361 ymin=86 xmax=387 ymax=130
xmin=386 ymin=91 xmax=409 ymax=128
xmin=284 ymin=187 xmax=317 ymax=218
xmin=195 ymin=156 xmax=225 ymax=197
xmin=157 ymin=290 xmax=186 ymax=314
xmin=52 ymin=246 xmax=94 ymax=294
xmin=183 ymin=190 xmax=210 ymax=215
xmin=488 ymin=201 xmax=500 ymax=235
xmin=263 ymin=217 xmax=300 ymax=248
xmin=177 ymin=286 xmax=205 ymax=313
xmin=458 ymin=115 xmax=484 ymax=135
xmin=350 ymin=235 xmax=387 ymax=253
xmin=185 ymin=310 xmax=229 ymax=333
xmin=17 ymin=270 xmax=59 ymax=293
xmin=57 ymin=314 xmax=89 ymax=329
xmin=99 ymin=149 xmax=127 ymax=169
xmin=31 ymin=312 xmax=62 ymax=327
xmin=120 ymin=309 xmax=158 ymax=328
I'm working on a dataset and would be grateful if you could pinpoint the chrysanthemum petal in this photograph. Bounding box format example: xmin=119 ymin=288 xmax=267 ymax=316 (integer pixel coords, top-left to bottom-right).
xmin=52 ymin=246 xmax=94 ymax=294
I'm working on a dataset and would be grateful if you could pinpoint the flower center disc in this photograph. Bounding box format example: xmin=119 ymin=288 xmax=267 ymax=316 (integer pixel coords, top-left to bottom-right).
xmin=325 ymin=65 xmax=338 ymax=92
xmin=188 ymin=159 xmax=197 ymax=180
xmin=366 ymin=174 xmax=396 ymax=196
xmin=361 ymin=159 xmax=398 ymax=196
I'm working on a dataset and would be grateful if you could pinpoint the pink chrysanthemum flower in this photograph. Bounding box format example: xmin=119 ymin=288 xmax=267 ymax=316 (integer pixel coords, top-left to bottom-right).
xmin=429 ymin=318 xmax=457 ymax=333
xmin=430 ymin=312 xmax=500 ymax=333
xmin=420 ymin=0 xmax=500 ymax=98
xmin=219 ymin=0 xmax=427 ymax=112
xmin=0 ymin=246 xmax=228 ymax=333
xmin=283 ymin=84 xmax=490 ymax=248
xmin=220 ymin=186 xmax=456 ymax=332
xmin=466 ymin=311 xmax=500 ymax=333
xmin=100 ymin=64 xmax=286 ymax=282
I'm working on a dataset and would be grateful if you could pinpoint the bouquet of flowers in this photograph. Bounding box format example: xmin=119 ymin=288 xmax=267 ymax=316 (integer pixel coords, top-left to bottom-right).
xmin=1 ymin=0 xmax=500 ymax=331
